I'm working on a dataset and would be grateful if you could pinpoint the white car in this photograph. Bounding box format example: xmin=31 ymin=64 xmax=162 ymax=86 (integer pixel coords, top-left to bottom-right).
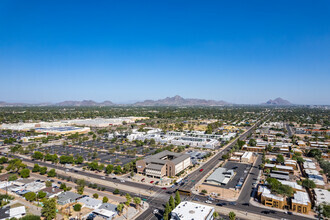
xmin=101 ymin=176 xmax=106 ymax=180
xmin=120 ymin=179 xmax=125 ymax=183
xmin=153 ymin=209 xmax=159 ymax=214
xmin=205 ymin=200 xmax=212 ymax=204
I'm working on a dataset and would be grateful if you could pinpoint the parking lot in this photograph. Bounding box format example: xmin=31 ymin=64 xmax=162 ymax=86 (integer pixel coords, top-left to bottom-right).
xmin=36 ymin=140 xmax=158 ymax=166
xmin=222 ymin=161 xmax=251 ymax=189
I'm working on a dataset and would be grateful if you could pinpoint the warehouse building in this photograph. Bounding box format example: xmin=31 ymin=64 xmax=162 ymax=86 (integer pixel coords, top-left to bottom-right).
xmin=136 ymin=151 xmax=191 ymax=178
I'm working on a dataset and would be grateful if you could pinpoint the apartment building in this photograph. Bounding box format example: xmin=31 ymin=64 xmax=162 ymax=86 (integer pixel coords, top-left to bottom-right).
xmin=291 ymin=191 xmax=311 ymax=214
xmin=258 ymin=186 xmax=287 ymax=209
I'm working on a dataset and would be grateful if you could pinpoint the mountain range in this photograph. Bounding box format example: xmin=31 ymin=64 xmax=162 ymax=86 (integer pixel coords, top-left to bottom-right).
xmin=0 ymin=96 xmax=293 ymax=106
xmin=133 ymin=95 xmax=229 ymax=106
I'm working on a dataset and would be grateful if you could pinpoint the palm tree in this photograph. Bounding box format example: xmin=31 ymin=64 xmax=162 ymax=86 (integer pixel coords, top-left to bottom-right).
xmin=133 ymin=197 xmax=141 ymax=210
xmin=116 ymin=203 xmax=124 ymax=216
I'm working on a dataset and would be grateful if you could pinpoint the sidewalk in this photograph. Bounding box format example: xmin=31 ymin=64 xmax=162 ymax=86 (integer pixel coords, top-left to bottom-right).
xmin=131 ymin=201 xmax=149 ymax=220
xmin=194 ymin=201 xmax=277 ymax=220
xmin=30 ymin=173 xmax=126 ymax=203
xmin=24 ymin=160 xmax=155 ymax=197
xmin=249 ymin=198 xmax=315 ymax=219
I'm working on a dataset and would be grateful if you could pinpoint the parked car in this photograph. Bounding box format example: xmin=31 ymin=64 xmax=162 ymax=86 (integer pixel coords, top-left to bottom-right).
xmin=150 ymin=181 xmax=154 ymax=184
xmin=121 ymin=179 xmax=125 ymax=183
xmin=153 ymin=209 xmax=159 ymax=214
xmin=161 ymin=187 xmax=167 ymax=190
xmin=199 ymin=169 xmax=204 ymax=172
xmin=229 ymin=202 xmax=237 ymax=206
xmin=141 ymin=178 xmax=145 ymax=182
xmin=101 ymin=176 xmax=106 ymax=179
xmin=205 ymin=200 xmax=212 ymax=204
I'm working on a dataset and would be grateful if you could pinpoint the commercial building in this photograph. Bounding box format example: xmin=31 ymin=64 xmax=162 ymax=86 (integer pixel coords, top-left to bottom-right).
xmin=66 ymin=117 xmax=148 ymax=127
xmin=35 ymin=126 xmax=90 ymax=135
xmin=171 ymin=201 xmax=214 ymax=220
xmin=170 ymin=137 xmax=219 ymax=149
xmin=136 ymin=151 xmax=191 ymax=178
xmin=241 ymin=152 xmax=253 ymax=163
xmin=205 ymin=168 xmax=235 ymax=186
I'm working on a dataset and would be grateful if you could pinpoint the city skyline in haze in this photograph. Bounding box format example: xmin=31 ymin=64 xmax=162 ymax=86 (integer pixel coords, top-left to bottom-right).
xmin=0 ymin=0 xmax=329 ymax=105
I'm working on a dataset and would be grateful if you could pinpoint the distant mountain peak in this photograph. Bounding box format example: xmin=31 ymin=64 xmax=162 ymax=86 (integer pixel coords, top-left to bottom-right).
xmin=263 ymin=97 xmax=292 ymax=105
xmin=134 ymin=95 xmax=229 ymax=106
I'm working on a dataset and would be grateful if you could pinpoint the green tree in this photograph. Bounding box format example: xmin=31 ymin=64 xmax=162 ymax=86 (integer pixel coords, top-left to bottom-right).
xmin=76 ymin=179 xmax=85 ymax=195
xmin=175 ymin=191 xmax=181 ymax=206
xmin=248 ymin=139 xmax=256 ymax=146
xmin=20 ymin=214 xmax=41 ymax=220
xmin=102 ymin=196 xmax=108 ymax=203
xmin=105 ymin=164 xmax=114 ymax=174
xmin=116 ymin=203 xmax=124 ymax=216
xmin=113 ymin=189 xmax=120 ymax=194
xmin=163 ymin=202 xmax=171 ymax=220
xmin=41 ymin=198 xmax=57 ymax=220
xmin=8 ymin=174 xmax=17 ymax=181
xmin=45 ymin=181 xmax=52 ymax=187
xmin=37 ymin=191 xmax=47 ymax=199
xmin=39 ymin=167 xmax=47 ymax=175
xmin=229 ymin=211 xmax=236 ymax=220
xmin=213 ymin=212 xmax=219 ymax=219
xmin=32 ymin=151 xmax=44 ymax=160
xmin=20 ymin=168 xmax=30 ymax=178
xmin=25 ymin=192 xmax=37 ymax=201
xmin=73 ymin=203 xmax=82 ymax=212
xmin=6 ymin=159 xmax=26 ymax=172
xmin=47 ymin=169 xmax=56 ymax=177
xmin=32 ymin=164 xmax=40 ymax=172
xmin=93 ymin=193 xmax=99 ymax=199
xmin=276 ymin=154 xmax=285 ymax=164
xmin=75 ymin=156 xmax=84 ymax=164
xmin=302 ymin=178 xmax=316 ymax=189
xmin=323 ymin=204 xmax=330 ymax=218
xmin=125 ymin=193 xmax=132 ymax=207
xmin=133 ymin=197 xmax=141 ymax=209
xmin=169 ymin=195 xmax=175 ymax=210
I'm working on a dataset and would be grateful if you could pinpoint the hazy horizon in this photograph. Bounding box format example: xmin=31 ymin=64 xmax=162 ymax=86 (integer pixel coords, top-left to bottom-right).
xmin=1 ymin=1 xmax=329 ymax=105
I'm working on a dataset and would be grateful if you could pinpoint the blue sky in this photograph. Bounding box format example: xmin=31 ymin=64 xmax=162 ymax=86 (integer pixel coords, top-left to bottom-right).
xmin=0 ymin=0 xmax=329 ymax=104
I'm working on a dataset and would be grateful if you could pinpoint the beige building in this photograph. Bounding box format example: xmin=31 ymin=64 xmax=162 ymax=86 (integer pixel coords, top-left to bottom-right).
xmin=136 ymin=150 xmax=191 ymax=178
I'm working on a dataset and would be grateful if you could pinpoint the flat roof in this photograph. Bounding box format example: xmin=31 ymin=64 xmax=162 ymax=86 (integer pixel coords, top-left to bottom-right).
xmin=171 ymin=201 xmax=214 ymax=220
xmin=206 ymin=168 xmax=234 ymax=185
xmin=292 ymin=191 xmax=310 ymax=205
xmin=314 ymin=188 xmax=330 ymax=205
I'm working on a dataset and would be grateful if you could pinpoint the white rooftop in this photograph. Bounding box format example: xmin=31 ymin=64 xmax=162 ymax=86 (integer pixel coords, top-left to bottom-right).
xmin=292 ymin=191 xmax=310 ymax=205
xmin=258 ymin=186 xmax=284 ymax=201
xmin=171 ymin=201 xmax=214 ymax=220
xmin=279 ymin=180 xmax=303 ymax=191
xmin=93 ymin=208 xmax=116 ymax=218
xmin=314 ymin=188 xmax=330 ymax=206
